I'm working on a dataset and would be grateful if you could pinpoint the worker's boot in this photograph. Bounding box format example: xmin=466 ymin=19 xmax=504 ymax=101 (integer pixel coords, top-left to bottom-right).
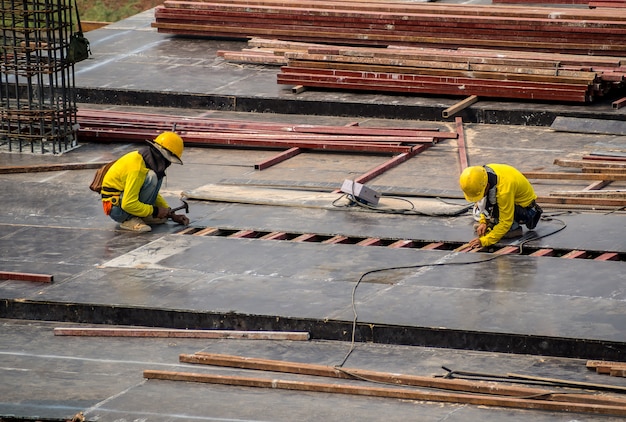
xmin=119 ymin=216 xmax=152 ymax=232
xmin=502 ymin=222 xmax=522 ymax=239
xmin=525 ymin=203 xmax=543 ymax=230
xmin=143 ymin=216 xmax=168 ymax=225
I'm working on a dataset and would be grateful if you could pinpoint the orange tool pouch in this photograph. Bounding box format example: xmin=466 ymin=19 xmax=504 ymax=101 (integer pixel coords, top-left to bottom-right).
xmin=102 ymin=200 xmax=112 ymax=216
xmin=101 ymin=188 xmax=120 ymax=216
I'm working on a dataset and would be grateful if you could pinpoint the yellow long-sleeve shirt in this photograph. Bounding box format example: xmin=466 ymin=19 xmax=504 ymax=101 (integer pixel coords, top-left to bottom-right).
xmin=101 ymin=151 xmax=169 ymax=217
xmin=479 ymin=164 xmax=537 ymax=246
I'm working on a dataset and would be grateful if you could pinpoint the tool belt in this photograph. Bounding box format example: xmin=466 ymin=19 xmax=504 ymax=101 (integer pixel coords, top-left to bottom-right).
xmin=101 ymin=186 xmax=121 ymax=216
xmin=525 ymin=200 xmax=543 ymax=230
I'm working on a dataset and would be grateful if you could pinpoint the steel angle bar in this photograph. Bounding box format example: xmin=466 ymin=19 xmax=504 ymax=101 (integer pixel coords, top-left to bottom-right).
xmin=354 ymin=144 xmax=431 ymax=185
xmin=255 ymin=147 xmax=303 ymax=170
xmin=454 ymin=117 xmax=470 ymax=172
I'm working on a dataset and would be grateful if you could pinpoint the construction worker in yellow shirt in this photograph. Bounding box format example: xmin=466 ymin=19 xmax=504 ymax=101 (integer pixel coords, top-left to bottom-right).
xmin=100 ymin=131 xmax=190 ymax=232
xmin=459 ymin=164 xmax=542 ymax=249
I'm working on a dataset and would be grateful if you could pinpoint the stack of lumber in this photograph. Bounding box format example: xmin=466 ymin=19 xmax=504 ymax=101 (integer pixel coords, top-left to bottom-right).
xmin=76 ymin=109 xmax=457 ymax=154
xmin=152 ymin=0 xmax=626 ymax=56
xmin=274 ymin=43 xmax=626 ymax=103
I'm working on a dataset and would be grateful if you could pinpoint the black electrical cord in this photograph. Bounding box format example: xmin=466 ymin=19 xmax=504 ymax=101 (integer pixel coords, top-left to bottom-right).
xmin=335 ymin=254 xmax=505 ymax=368
xmin=336 ymin=215 xmax=568 ymax=369
xmin=332 ymin=193 xmax=472 ymax=217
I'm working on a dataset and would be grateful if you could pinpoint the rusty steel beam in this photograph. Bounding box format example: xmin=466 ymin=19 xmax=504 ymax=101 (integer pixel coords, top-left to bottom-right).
xmin=354 ymin=144 xmax=431 ymax=185
xmin=443 ymin=96 xmax=479 ymax=119
xmin=0 ymin=271 xmax=53 ymax=283
xmin=153 ymin=0 xmax=626 ymax=56
xmin=455 ymin=117 xmax=470 ymax=172
xmin=277 ymin=70 xmax=591 ymax=102
xmin=255 ymin=147 xmax=303 ymax=170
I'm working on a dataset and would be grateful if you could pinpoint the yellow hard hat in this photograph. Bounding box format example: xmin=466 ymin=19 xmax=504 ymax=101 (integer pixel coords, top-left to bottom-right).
xmin=459 ymin=166 xmax=488 ymax=202
xmin=150 ymin=131 xmax=184 ymax=164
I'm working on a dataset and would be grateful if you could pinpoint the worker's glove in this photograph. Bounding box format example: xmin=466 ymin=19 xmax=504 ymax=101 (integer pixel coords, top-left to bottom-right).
xmin=155 ymin=206 xmax=171 ymax=219
xmin=170 ymin=213 xmax=189 ymax=226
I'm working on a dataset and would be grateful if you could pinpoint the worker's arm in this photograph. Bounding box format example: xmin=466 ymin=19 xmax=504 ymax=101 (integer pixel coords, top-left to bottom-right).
xmin=479 ymin=188 xmax=514 ymax=246
xmin=120 ymin=169 xmax=157 ymax=218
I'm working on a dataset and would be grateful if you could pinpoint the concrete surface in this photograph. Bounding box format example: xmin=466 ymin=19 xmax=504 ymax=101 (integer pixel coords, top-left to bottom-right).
xmin=1 ymin=5 xmax=626 ymax=422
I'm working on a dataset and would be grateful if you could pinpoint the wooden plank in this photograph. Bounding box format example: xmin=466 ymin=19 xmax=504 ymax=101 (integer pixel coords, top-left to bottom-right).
xmin=494 ymin=246 xmax=520 ymax=255
xmin=523 ymin=171 xmax=626 ymax=181
xmin=230 ymin=230 xmax=259 ymax=238
xmin=192 ymin=227 xmax=221 ymax=236
xmin=595 ymin=252 xmax=620 ymax=261
xmin=561 ymin=250 xmax=588 ymax=259
xmin=54 ymin=327 xmax=310 ymax=340
xmin=554 ymin=158 xmax=626 ymax=169
xmin=291 ymin=233 xmax=319 ymax=242
xmin=0 ymin=271 xmax=53 ymax=283
xmin=181 ymin=352 xmax=624 ymax=404
xmin=259 ymin=232 xmax=290 ymax=240
xmin=0 ymin=162 xmax=109 ymax=174
xmin=388 ymin=240 xmax=415 ymax=248
xmin=322 ymin=235 xmax=351 ymax=244
xmin=529 ymin=248 xmax=555 ymax=256
xmin=587 ymin=360 xmax=626 ymax=374
xmin=143 ymin=369 xmax=626 ymax=416
xmin=421 ymin=242 xmax=446 ymax=250
xmin=538 ymin=196 xmax=626 ymax=207
xmin=508 ymin=372 xmax=626 ymax=393
xmin=357 ymin=238 xmax=384 ymax=246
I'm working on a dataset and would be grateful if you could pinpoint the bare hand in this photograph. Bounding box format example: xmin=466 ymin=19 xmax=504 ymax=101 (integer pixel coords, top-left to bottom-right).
xmin=156 ymin=207 xmax=171 ymax=219
xmin=476 ymin=223 xmax=488 ymax=236
xmin=170 ymin=213 xmax=189 ymax=226
xmin=468 ymin=237 xmax=482 ymax=249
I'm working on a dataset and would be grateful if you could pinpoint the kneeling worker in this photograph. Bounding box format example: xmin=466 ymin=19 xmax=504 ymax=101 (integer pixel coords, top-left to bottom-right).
xmin=100 ymin=131 xmax=190 ymax=232
xmin=459 ymin=164 xmax=542 ymax=248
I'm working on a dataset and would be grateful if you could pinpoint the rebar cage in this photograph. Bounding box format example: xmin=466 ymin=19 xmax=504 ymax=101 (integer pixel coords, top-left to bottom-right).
xmin=1 ymin=0 xmax=78 ymax=154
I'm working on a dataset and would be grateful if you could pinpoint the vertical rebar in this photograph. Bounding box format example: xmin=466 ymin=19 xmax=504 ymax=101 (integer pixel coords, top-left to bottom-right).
xmin=0 ymin=0 xmax=77 ymax=154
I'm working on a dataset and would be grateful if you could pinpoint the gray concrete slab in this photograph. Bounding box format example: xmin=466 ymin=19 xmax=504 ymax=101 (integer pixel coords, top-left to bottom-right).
xmin=2 ymin=5 xmax=626 ymax=420
xmin=3 ymin=319 xmax=626 ymax=422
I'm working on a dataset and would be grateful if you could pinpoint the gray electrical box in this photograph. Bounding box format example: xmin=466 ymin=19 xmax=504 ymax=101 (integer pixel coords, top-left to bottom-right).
xmin=340 ymin=180 xmax=381 ymax=206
